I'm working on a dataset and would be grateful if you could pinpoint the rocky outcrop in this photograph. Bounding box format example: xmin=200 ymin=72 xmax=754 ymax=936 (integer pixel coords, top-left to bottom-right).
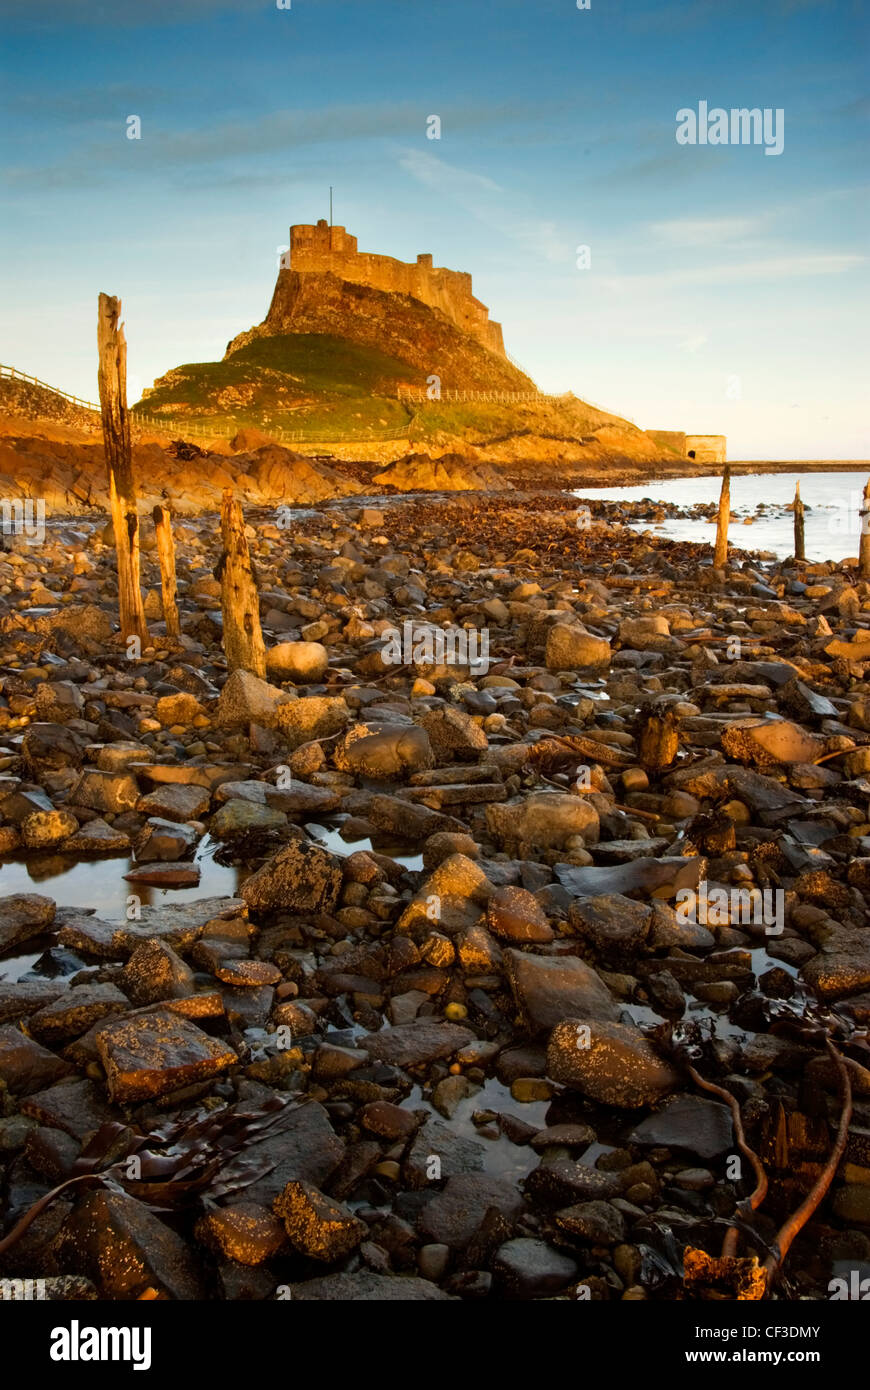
xmin=373 ymin=450 xmax=511 ymax=493
xmin=228 ymin=271 xmax=534 ymax=393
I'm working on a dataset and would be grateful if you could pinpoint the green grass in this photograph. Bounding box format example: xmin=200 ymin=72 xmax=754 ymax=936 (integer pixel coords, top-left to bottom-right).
xmin=132 ymin=334 xmax=426 ymax=436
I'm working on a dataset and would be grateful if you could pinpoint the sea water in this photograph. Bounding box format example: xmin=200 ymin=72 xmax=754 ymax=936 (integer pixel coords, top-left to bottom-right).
xmin=574 ymin=470 xmax=869 ymax=563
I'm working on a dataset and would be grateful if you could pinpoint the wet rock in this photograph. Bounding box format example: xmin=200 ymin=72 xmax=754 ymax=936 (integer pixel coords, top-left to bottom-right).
xmin=236 ymin=1101 xmax=344 ymax=1204
xmin=22 ymin=722 xmax=87 ymax=772
xmin=265 ymin=781 xmax=339 ymax=815
xmin=123 ymin=862 xmax=201 ymax=887
xmin=397 ymin=853 xmax=492 ymax=936
xmin=134 ymin=817 xmax=200 ymax=862
xmin=404 ymin=1118 xmax=486 ymax=1188
xmin=137 ymin=782 xmax=211 ymax=821
xmin=0 ymin=981 xmax=67 ymax=1024
xmin=0 ymin=1025 xmax=75 ymax=1094
xmin=486 ymin=885 xmax=554 ymax=943
xmin=554 ymin=1200 xmax=625 ymax=1244
xmin=0 ymin=893 xmax=56 ymax=952
xmin=95 ymin=1009 xmax=237 ymax=1102
xmin=569 ymin=894 xmax=652 ymax=965
xmin=418 ymin=1173 xmax=524 ymax=1249
xmin=54 ymin=1188 xmax=205 ymax=1299
xmin=21 ymin=809 xmax=79 ymax=850
xmin=722 ymin=719 xmax=829 ymax=768
xmin=547 ymin=1018 xmax=678 ymax=1107
xmin=20 ymin=1077 xmax=117 ymax=1141
xmin=362 ymin=1020 xmax=473 ymax=1068
xmin=554 ymin=855 xmax=703 ymax=901
xmin=494 ymin=1237 xmax=579 ymax=1296
xmin=289 ymin=1272 xmax=451 ymax=1300
xmin=504 ymin=949 xmax=619 ymax=1033
xmin=70 ymin=768 xmax=140 ymax=814
xmin=28 ymin=983 xmax=128 ymax=1044
xmin=61 ymin=818 xmax=131 ymax=854
xmin=194 ymin=1202 xmax=286 ymax=1266
xmin=241 ymin=839 xmax=343 ymax=914
xmin=118 ymin=938 xmax=196 ymax=1006
xmin=628 ymin=1095 xmax=733 ymax=1159
xmin=619 ymin=614 xmax=672 ymax=651
xmin=523 ymin=1159 xmax=621 ymax=1206
xmin=211 ymin=799 xmax=288 ymax=838
xmin=273 ymin=1180 xmax=366 ymax=1261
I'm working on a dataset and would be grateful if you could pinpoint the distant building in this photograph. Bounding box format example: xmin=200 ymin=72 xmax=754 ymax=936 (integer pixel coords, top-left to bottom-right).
xmin=645 ymin=430 xmax=726 ymax=463
xmin=284 ymin=220 xmax=507 ymax=358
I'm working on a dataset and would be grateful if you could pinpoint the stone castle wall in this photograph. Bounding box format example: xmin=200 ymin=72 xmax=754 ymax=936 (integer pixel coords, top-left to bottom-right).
xmin=287 ymin=221 xmax=506 ymax=358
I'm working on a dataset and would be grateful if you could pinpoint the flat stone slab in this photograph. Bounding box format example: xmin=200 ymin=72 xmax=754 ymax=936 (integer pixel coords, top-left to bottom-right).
xmin=95 ymin=1009 xmax=237 ymax=1102
xmin=361 ymin=1021 xmax=474 ymax=1068
xmin=628 ymin=1094 xmax=734 ymax=1160
xmin=57 ymin=898 xmax=246 ymax=958
xmin=504 ymin=948 xmax=619 ymax=1034
xmin=289 ymin=1273 xmax=452 ymax=1300
xmin=554 ymin=855 xmax=704 ymax=901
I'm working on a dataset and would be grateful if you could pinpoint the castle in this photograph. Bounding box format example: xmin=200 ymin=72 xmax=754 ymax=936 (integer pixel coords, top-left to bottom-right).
xmin=281 ymin=220 xmax=507 ymax=359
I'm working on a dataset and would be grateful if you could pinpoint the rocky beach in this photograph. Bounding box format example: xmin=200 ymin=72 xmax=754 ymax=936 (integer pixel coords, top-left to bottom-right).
xmin=1 ymin=486 xmax=869 ymax=1304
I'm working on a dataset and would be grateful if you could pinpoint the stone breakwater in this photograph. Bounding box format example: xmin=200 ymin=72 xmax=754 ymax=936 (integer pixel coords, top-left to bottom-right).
xmin=0 ymin=491 xmax=869 ymax=1302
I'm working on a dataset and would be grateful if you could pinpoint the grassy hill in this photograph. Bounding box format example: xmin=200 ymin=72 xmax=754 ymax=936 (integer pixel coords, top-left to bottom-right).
xmin=135 ymin=334 xmax=423 ymax=436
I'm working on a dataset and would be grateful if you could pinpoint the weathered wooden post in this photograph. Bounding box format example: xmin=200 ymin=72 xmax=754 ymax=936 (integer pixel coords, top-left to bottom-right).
xmin=713 ymin=463 xmax=731 ymax=571
xmin=152 ymin=504 xmax=180 ymax=642
xmin=859 ymin=479 xmax=870 ymax=580
xmin=793 ymin=481 xmax=805 ymax=562
xmin=97 ymin=293 xmax=148 ymax=646
xmin=218 ymin=488 xmax=266 ymax=676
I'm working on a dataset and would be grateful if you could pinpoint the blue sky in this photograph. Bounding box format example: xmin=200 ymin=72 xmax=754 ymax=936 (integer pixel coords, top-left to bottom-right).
xmin=1 ymin=0 xmax=867 ymax=458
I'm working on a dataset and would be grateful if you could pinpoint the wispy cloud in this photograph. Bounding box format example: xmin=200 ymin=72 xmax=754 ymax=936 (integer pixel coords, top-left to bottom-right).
xmin=398 ymin=148 xmax=568 ymax=264
xmin=601 ymin=252 xmax=865 ymax=292
xmin=649 ymin=216 xmax=765 ymax=247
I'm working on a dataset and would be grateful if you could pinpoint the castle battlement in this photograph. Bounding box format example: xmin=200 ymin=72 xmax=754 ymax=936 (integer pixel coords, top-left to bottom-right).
xmin=286 ymin=220 xmax=506 ymax=358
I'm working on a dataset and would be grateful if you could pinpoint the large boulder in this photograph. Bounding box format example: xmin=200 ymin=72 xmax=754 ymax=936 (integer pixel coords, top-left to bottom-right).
xmin=486 ymin=792 xmax=599 ymax=852
xmin=216 ymin=669 xmax=295 ymax=729
xmin=266 ymin=641 xmax=329 ymax=684
xmin=241 ymin=839 xmax=344 ymax=915
xmin=547 ymin=1017 xmax=678 ymax=1108
xmin=545 ymin=625 xmax=611 ymax=672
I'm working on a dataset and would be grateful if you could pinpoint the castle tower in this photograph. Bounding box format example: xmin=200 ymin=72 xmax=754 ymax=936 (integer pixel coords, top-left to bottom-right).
xmin=284 ymin=221 xmax=506 ymax=358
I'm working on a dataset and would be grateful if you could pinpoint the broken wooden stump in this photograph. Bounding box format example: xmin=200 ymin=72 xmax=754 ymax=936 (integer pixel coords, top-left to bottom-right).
xmin=713 ymin=463 xmax=730 ymax=572
xmin=218 ymin=488 xmax=266 ymax=677
xmin=793 ymin=480 xmax=805 ymax=562
xmin=97 ymin=293 xmax=148 ymax=648
xmin=152 ymin=504 xmax=180 ymax=643
xmin=859 ymin=478 xmax=870 ymax=580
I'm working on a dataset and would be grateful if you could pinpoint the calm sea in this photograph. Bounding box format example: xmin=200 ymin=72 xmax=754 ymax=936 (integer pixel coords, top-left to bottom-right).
xmin=574 ymin=470 xmax=869 ymax=563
